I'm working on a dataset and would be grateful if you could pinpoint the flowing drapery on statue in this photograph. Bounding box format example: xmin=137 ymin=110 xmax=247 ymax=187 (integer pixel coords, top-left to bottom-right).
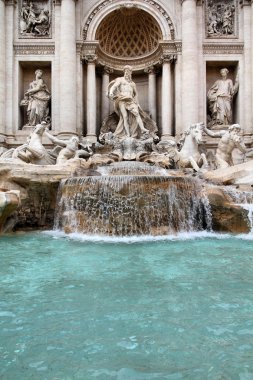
xmin=107 ymin=65 xmax=148 ymax=139
xmin=20 ymin=69 xmax=51 ymax=127
xmin=207 ymin=68 xmax=239 ymax=126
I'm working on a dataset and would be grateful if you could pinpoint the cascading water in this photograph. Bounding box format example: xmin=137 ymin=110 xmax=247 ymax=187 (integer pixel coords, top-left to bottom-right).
xmin=54 ymin=162 xmax=212 ymax=236
xmin=223 ymin=186 xmax=253 ymax=232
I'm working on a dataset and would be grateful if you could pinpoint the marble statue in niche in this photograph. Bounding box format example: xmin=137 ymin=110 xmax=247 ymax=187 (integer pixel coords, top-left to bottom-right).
xmin=207 ymin=68 xmax=239 ymax=127
xmin=20 ymin=69 xmax=51 ymax=127
xmin=20 ymin=1 xmax=51 ymax=36
xmin=107 ymin=65 xmax=149 ymax=139
xmin=206 ymin=0 xmax=236 ymax=37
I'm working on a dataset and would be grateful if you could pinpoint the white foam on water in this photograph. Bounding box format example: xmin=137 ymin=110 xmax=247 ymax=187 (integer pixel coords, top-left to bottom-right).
xmin=43 ymin=229 xmax=242 ymax=244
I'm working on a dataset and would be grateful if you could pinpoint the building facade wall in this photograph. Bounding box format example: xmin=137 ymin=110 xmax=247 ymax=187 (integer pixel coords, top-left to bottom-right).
xmin=0 ymin=0 xmax=252 ymax=147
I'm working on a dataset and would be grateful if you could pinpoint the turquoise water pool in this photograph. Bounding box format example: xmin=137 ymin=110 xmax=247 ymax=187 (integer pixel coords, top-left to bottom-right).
xmin=0 ymin=232 xmax=253 ymax=380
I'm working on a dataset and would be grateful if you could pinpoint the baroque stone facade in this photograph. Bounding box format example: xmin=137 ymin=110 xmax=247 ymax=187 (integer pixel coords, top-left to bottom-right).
xmin=0 ymin=0 xmax=253 ymax=147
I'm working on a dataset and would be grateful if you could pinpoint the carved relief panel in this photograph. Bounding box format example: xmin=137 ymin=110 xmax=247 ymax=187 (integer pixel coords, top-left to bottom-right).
xmin=205 ymin=0 xmax=238 ymax=38
xmin=19 ymin=0 xmax=52 ymax=38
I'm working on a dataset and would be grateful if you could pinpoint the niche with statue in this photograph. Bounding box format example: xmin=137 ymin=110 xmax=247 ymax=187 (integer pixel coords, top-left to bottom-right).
xmin=19 ymin=62 xmax=51 ymax=130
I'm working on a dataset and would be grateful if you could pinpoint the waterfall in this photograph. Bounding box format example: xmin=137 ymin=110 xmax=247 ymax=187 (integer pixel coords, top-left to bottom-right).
xmin=54 ymin=164 xmax=212 ymax=236
xmin=223 ymin=186 xmax=253 ymax=233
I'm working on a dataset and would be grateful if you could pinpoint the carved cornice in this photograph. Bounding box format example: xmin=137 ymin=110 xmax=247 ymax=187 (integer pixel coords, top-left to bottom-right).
xmin=81 ymin=41 xmax=99 ymax=61
xmin=14 ymin=43 xmax=55 ymax=55
xmin=91 ymin=41 xmax=179 ymax=71
xmin=83 ymin=0 xmax=175 ymax=41
xmin=203 ymin=42 xmax=244 ymax=55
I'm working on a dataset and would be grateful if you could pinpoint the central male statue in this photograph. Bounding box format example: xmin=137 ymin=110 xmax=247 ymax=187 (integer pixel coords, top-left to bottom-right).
xmin=107 ymin=65 xmax=148 ymax=139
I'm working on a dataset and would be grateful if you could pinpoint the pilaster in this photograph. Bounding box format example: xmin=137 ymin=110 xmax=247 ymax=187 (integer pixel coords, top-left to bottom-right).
xmin=251 ymin=0 xmax=253 ymax=133
xmin=160 ymin=54 xmax=175 ymax=139
xmin=181 ymin=0 xmax=199 ymax=129
xmin=144 ymin=65 xmax=157 ymax=123
xmin=241 ymin=0 xmax=252 ymax=133
xmin=5 ymin=0 xmax=15 ymax=138
xmin=85 ymin=53 xmax=98 ymax=142
xmin=0 ymin=0 xmax=5 ymax=137
xmin=59 ymin=0 xmax=77 ymax=136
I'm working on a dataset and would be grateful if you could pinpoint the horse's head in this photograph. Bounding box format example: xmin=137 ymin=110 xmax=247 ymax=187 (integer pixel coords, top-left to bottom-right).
xmin=189 ymin=122 xmax=204 ymax=144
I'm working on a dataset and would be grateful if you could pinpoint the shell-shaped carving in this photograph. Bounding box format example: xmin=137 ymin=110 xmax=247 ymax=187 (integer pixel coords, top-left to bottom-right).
xmin=96 ymin=8 xmax=162 ymax=58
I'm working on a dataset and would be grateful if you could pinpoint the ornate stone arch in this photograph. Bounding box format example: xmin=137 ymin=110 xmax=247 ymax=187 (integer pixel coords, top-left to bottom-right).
xmin=82 ymin=0 xmax=175 ymax=42
xmin=81 ymin=0 xmax=177 ymax=71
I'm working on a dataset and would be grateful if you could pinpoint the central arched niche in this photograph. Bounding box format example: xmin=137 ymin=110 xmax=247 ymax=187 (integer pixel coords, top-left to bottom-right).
xmin=95 ymin=7 xmax=163 ymax=58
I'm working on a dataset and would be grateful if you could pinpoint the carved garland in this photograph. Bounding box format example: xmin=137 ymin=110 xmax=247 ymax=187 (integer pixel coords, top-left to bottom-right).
xmin=83 ymin=0 xmax=175 ymax=41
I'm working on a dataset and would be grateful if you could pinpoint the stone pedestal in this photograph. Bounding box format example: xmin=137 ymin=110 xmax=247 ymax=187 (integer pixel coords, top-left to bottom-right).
xmin=59 ymin=0 xmax=77 ymax=136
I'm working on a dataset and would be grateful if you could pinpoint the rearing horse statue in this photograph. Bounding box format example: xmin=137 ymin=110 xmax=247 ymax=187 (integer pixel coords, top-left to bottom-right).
xmin=176 ymin=122 xmax=209 ymax=171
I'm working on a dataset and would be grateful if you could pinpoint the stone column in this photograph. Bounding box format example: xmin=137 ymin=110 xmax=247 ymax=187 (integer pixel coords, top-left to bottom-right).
xmin=144 ymin=66 xmax=157 ymax=122
xmin=161 ymin=55 xmax=174 ymax=140
xmin=52 ymin=0 xmax=61 ymax=133
xmin=85 ymin=54 xmax=97 ymax=143
xmin=59 ymin=0 xmax=77 ymax=136
xmin=181 ymin=0 xmax=198 ymax=129
xmin=0 ymin=0 xmax=5 ymax=137
xmin=5 ymin=0 xmax=14 ymax=138
xmin=242 ymin=2 xmax=251 ymax=134
xmin=101 ymin=66 xmax=112 ymax=122
xmin=250 ymin=0 xmax=253 ymax=130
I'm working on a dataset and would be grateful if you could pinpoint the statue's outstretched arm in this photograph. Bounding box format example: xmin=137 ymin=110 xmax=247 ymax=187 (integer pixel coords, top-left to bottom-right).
xmin=203 ymin=126 xmax=223 ymax=138
xmin=44 ymin=130 xmax=66 ymax=147
xmin=108 ymin=79 xmax=117 ymax=99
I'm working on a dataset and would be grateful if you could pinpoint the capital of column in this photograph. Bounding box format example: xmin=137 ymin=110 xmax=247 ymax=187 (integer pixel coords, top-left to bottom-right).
xmin=159 ymin=54 xmax=177 ymax=65
xmin=84 ymin=54 xmax=97 ymax=64
xmin=240 ymin=0 xmax=251 ymax=6
xmin=4 ymin=0 xmax=16 ymax=5
xmin=53 ymin=0 xmax=77 ymax=4
xmin=181 ymin=0 xmax=197 ymax=3
xmin=144 ymin=65 xmax=158 ymax=75
xmin=103 ymin=66 xmax=113 ymax=75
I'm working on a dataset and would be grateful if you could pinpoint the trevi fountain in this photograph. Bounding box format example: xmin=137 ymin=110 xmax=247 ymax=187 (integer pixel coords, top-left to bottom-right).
xmin=0 ymin=0 xmax=253 ymax=379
